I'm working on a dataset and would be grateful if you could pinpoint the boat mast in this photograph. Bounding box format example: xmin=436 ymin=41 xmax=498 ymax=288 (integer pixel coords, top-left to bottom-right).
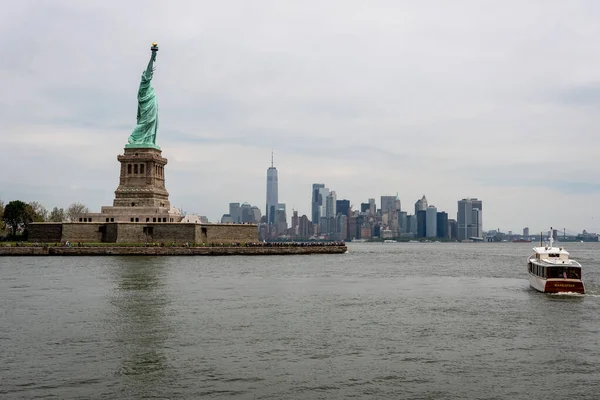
xmin=549 ymin=227 xmax=554 ymax=248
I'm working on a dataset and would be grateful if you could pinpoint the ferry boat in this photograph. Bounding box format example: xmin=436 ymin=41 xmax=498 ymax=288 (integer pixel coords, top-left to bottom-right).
xmin=527 ymin=228 xmax=585 ymax=294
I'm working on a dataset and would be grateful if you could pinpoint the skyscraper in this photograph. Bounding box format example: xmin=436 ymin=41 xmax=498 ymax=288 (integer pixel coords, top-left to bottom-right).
xmin=360 ymin=203 xmax=370 ymax=213
xmin=266 ymin=152 xmax=278 ymax=225
xmin=317 ymin=186 xmax=330 ymax=226
xmin=426 ymin=205 xmax=438 ymax=238
xmin=276 ymin=203 xmax=287 ymax=234
xmin=368 ymin=198 xmax=376 ymax=215
xmin=298 ymin=215 xmax=312 ymax=238
xmin=326 ymin=191 xmax=337 ymax=218
xmin=415 ymin=195 xmax=428 ymax=214
xmin=380 ymin=196 xmax=396 ymax=215
xmin=457 ymin=198 xmax=483 ymax=240
xmin=381 ymin=194 xmax=401 ymax=236
xmin=311 ymin=183 xmax=325 ymax=224
xmin=436 ymin=211 xmax=448 ymax=239
xmin=292 ymin=210 xmax=299 ymax=235
xmin=240 ymin=202 xmax=254 ymax=223
xmin=229 ymin=202 xmax=240 ymax=223
xmin=336 ymin=199 xmax=350 ymax=217
xmin=417 ymin=210 xmax=427 ymax=238
xmin=399 ymin=211 xmax=408 ymax=233
xmin=251 ymin=206 xmax=261 ymax=224
xmin=410 ymin=214 xmax=417 ymax=235
xmin=448 ymin=219 xmax=458 ymax=239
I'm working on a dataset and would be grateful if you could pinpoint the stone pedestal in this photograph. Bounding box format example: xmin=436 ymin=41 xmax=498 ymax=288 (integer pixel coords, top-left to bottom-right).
xmin=79 ymin=147 xmax=183 ymax=223
xmin=113 ymin=147 xmax=170 ymax=208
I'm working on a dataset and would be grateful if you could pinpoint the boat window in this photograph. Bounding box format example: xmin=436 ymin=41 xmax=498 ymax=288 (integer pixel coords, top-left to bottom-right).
xmin=568 ymin=268 xmax=581 ymax=279
xmin=549 ymin=253 xmax=560 ymax=258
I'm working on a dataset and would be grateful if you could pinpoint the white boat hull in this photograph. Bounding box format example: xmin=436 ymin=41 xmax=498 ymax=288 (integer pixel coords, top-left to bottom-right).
xmin=528 ymin=272 xmax=546 ymax=293
xmin=528 ymin=273 xmax=585 ymax=294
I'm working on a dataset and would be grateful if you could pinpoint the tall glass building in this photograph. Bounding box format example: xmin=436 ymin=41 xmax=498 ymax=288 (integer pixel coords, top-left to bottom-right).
xmin=266 ymin=155 xmax=278 ymax=225
xmin=426 ymin=205 xmax=438 ymax=238
xmin=457 ymin=198 xmax=483 ymax=240
xmin=311 ymin=183 xmax=325 ymax=224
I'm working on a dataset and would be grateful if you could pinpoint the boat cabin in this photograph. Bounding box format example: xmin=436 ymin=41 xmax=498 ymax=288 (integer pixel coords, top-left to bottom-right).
xmin=532 ymin=246 xmax=570 ymax=262
xmin=528 ymin=263 xmax=582 ymax=279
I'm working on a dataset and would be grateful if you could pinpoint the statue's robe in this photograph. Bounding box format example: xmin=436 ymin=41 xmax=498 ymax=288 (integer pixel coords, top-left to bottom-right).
xmin=128 ymin=70 xmax=158 ymax=146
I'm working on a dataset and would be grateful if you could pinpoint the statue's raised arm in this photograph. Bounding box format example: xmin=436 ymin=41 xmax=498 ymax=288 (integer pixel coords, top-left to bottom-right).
xmin=142 ymin=43 xmax=158 ymax=81
xmin=126 ymin=43 xmax=160 ymax=150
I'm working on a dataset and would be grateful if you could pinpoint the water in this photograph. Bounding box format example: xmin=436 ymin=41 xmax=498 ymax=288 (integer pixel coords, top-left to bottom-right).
xmin=1 ymin=242 xmax=599 ymax=399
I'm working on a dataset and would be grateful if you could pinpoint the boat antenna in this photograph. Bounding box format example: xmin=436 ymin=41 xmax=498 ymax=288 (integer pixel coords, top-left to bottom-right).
xmin=540 ymin=231 xmax=542 ymax=247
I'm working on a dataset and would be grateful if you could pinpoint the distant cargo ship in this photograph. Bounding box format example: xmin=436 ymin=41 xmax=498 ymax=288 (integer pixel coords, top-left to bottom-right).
xmin=513 ymin=239 xmax=532 ymax=243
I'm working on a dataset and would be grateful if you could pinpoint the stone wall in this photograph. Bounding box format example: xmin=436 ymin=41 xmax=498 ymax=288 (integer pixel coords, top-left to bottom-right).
xmin=28 ymin=222 xmax=258 ymax=244
xmin=197 ymin=224 xmax=258 ymax=243
xmin=113 ymin=223 xmax=197 ymax=243
xmin=61 ymin=223 xmax=104 ymax=242
xmin=27 ymin=223 xmax=62 ymax=242
xmin=104 ymin=223 xmax=119 ymax=242
xmin=0 ymin=246 xmax=51 ymax=256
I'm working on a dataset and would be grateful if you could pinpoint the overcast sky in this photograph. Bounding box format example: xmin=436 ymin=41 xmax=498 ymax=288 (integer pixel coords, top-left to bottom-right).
xmin=1 ymin=0 xmax=599 ymax=233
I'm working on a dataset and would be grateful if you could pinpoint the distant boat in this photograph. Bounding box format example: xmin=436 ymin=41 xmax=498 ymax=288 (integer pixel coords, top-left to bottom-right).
xmin=513 ymin=239 xmax=532 ymax=243
xmin=469 ymin=237 xmax=484 ymax=242
xmin=527 ymin=229 xmax=585 ymax=294
xmin=351 ymin=238 xmax=368 ymax=243
xmin=383 ymin=240 xmax=397 ymax=243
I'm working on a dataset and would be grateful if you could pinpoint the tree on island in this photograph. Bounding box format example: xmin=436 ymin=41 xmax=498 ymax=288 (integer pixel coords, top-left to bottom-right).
xmin=48 ymin=207 xmax=66 ymax=222
xmin=0 ymin=199 xmax=5 ymax=232
xmin=3 ymin=200 xmax=35 ymax=237
xmin=28 ymin=201 xmax=48 ymax=222
xmin=66 ymin=202 xmax=90 ymax=222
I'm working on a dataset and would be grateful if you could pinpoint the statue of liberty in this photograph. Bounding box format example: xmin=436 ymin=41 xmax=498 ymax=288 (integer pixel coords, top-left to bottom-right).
xmin=126 ymin=43 xmax=160 ymax=149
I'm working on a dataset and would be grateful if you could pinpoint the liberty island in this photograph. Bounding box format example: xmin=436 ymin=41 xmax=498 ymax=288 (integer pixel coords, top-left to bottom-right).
xmin=15 ymin=43 xmax=346 ymax=255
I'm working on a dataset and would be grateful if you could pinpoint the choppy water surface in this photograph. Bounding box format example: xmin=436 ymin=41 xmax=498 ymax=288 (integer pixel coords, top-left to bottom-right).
xmin=1 ymin=242 xmax=599 ymax=399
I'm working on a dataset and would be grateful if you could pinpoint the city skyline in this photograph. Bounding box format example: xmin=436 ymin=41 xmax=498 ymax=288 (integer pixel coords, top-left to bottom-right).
xmin=1 ymin=1 xmax=599 ymax=233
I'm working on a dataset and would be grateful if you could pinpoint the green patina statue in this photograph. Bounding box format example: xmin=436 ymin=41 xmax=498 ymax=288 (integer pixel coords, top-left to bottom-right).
xmin=126 ymin=43 xmax=160 ymax=149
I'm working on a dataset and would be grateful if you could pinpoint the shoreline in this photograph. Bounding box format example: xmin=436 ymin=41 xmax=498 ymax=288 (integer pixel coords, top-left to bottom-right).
xmin=0 ymin=244 xmax=348 ymax=256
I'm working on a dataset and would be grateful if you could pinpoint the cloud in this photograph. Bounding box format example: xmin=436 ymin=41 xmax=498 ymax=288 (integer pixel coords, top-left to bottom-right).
xmin=1 ymin=0 xmax=599 ymax=233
